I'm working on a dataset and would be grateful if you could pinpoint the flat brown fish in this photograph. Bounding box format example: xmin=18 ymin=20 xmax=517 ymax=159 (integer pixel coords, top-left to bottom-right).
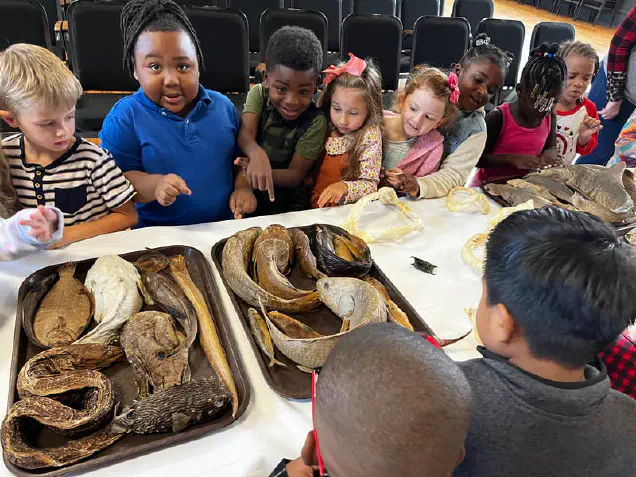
xmin=288 ymin=228 xmax=327 ymax=280
xmin=253 ymin=225 xmax=315 ymax=300
xmin=267 ymin=311 xmax=323 ymax=339
xmin=247 ymin=308 xmax=286 ymax=368
xmin=121 ymin=311 xmax=191 ymax=399
xmin=523 ymin=174 xmax=576 ymax=202
xmin=112 ymin=377 xmax=230 ymax=434
xmin=363 ymin=277 xmax=414 ymax=331
xmin=29 ymin=263 xmax=93 ymax=348
xmin=507 ymin=179 xmax=560 ymax=203
xmin=571 ymin=193 xmax=632 ymax=223
xmin=135 ymin=250 xmax=170 ymax=273
xmin=484 ymin=183 xmax=553 ymax=208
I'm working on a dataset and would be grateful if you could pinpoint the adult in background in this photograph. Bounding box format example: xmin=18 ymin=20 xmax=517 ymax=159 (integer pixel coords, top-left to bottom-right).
xmin=580 ymin=7 xmax=636 ymax=165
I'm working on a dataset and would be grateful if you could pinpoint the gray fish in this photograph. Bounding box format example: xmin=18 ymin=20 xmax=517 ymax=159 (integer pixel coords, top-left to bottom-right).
xmin=484 ymin=183 xmax=553 ymax=208
xmin=507 ymin=179 xmax=560 ymax=203
xmin=571 ymin=193 xmax=632 ymax=223
xmin=111 ymin=377 xmax=231 ymax=434
xmin=623 ymin=169 xmax=636 ymax=204
xmin=521 ymin=174 xmax=576 ymax=202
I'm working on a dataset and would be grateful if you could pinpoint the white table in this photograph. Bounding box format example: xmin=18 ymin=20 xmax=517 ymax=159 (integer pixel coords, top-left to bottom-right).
xmin=0 ymin=196 xmax=496 ymax=477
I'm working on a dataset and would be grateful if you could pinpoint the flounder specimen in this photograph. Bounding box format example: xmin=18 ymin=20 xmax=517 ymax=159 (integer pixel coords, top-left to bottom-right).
xmin=484 ymin=183 xmax=553 ymax=208
xmin=111 ymin=377 xmax=230 ymax=434
xmin=76 ymin=255 xmax=145 ymax=345
xmin=309 ymin=224 xmax=372 ymax=277
xmin=247 ymin=308 xmax=286 ymax=368
xmin=263 ymin=278 xmax=387 ymax=370
xmin=121 ymin=311 xmax=191 ymax=400
xmin=252 ymin=225 xmax=316 ymax=299
xmin=539 ymin=162 xmax=634 ymax=213
xmin=221 ymin=227 xmax=322 ymax=313
xmin=2 ymin=344 xmax=124 ymax=470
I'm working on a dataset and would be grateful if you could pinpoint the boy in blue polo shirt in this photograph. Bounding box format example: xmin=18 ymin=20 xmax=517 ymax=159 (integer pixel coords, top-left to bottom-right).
xmin=100 ymin=0 xmax=256 ymax=227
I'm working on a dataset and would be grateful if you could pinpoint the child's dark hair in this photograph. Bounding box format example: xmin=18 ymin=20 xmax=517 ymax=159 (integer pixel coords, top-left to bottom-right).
xmin=519 ymin=42 xmax=566 ymax=97
xmin=265 ymin=26 xmax=323 ymax=73
xmin=485 ymin=207 xmax=636 ymax=369
xmin=458 ymin=33 xmax=513 ymax=78
xmin=558 ymin=40 xmax=600 ymax=79
xmin=121 ymin=0 xmax=204 ymax=76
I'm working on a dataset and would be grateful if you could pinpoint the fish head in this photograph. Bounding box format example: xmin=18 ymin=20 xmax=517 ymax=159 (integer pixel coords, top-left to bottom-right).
xmin=317 ymin=278 xmax=356 ymax=318
xmin=112 ymin=404 xmax=138 ymax=432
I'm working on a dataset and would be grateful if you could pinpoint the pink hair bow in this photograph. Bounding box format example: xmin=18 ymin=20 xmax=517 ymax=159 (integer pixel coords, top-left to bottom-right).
xmin=448 ymin=71 xmax=460 ymax=105
xmin=322 ymin=53 xmax=367 ymax=86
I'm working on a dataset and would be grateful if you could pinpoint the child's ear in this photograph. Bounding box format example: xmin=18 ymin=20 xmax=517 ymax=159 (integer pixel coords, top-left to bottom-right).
xmin=453 ymin=64 xmax=463 ymax=77
xmin=493 ymin=303 xmax=515 ymax=344
xmin=300 ymin=430 xmax=319 ymax=467
xmin=0 ymin=110 xmax=18 ymax=128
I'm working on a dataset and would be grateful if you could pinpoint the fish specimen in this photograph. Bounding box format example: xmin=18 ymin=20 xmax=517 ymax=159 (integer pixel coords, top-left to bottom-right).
xmin=523 ymin=174 xmax=576 ymax=202
xmin=309 ymin=224 xmax=372 ymax=277
xmin=266 ymin=310 xmax=323 ymax=339
xmin=247 ymin=308 xmax=286 ymax=368
xmin=446 ymin=187 xmax=490 ymax=214
xmin=221 ymin=227 xmax=322 ymax=313
xmin=622 ymin=168 xmax=636 ymax=204
xmin=135 ymin=250 xmax=170 ymax=273
xmin=506 ymin=179 xmax=562 ymax=203
xmin=570 ymin=193 xmax=632 ymax=223
xmin=288 ymin=228 xmax=327 ymax=280
xmin=539 ymin=162 xmax=634 ymax=213
xmin=316 ymin=277 xmax=388 ymax=325
xmin=2 ymin=344 xmax=123 ymax=469
xmin=252 ymin=225 xmax=315 ymax=299
xmin=75 ymin=255 xmax=144 ymax=345
xmin=112 ymin=377 xmax=230 ymax=434
xmin=411 ymin=256 xmax=437 ymax=275
xmin=484 ymin=183 xmax=553 ymax=208
xmin=121 ymin=311 xmax=191 ymax=399
xmin=169 ymin=255 xmax=239 ymax=418
xmin=23 ymin=264 xmax=93 ymax=348
xmin=363 ymin=277 xmax=414 ymax=332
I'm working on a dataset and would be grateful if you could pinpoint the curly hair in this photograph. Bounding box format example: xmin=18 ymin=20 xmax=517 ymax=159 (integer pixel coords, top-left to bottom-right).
xmin=265 ymin=26 xmax=323 ymax=73
xmin=558 ymin=40 xmax=600 ymax=79
xmin=520 ymin=42 xmax=567 ymax=97
xmin=317 ymin=58 xmax=384 ymax=181
xmin=120 ymin=0 xmax=204 ymax=76
xmin=392 ymin=65 xmax=459 ymax=132
xmin=458 ymin=33 xmax=514 ymax=79
xmin=0 ymin=147 xmax=20 ymax=219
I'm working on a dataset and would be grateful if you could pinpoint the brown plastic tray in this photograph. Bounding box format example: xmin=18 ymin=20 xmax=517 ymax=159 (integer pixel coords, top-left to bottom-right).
xmin=481 ymin=176 xmax=636 ymax=236
xmin=5 ymin=246 xmax=251 ymax=477
xmin=211 ymin=226 xmax=434 ymax=400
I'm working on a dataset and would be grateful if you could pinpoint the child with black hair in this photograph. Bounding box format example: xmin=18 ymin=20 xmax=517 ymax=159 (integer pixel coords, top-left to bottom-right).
xmin=99 ymin=0 xmax=253 ymax=227
xmin=236 ymin=26 xmax=328 ymax=215
xmin=454 ymin=207 xmax=636 ymax=477
xmin=414 ymin=33 xmax=510 ymax=198
xmin=271 ymin=323 xmax=472 ymax=477
xmin=555 ymin=41 xmax=602 ymax=164
xmin=472 ymin=43 xmax=566 ymax=187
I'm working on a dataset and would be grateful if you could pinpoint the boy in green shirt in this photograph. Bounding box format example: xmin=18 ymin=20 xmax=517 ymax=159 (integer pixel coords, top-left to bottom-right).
xmin=236 ymin=26 xmax=327 ymax=215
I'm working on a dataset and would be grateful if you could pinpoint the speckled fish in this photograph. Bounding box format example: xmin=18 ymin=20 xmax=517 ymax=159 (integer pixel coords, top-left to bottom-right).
xmin=507 ymin=179 xmax=561 ymax=203
xmin=363 ymin=277 xmax=413 ymax=331
xmin=484 ymin=183 xmax=553 ymax=208
xmin=76 ymin=256 xmax=144 ymax=345
xmin=111 ymin=377 xmax=230 ymax=434
xmin=288 ymin=228 xmax=327 ymax=280
xmin=571 ymin=193 xmax=633 ymax=223
xmin=539 ymin=162 xmax=634 ymax=213
xmin=247 ymin=308 xmax=286 ymax=368
xmin=221 ymin=227 xmax=322 ymax=313
xmin=252 ymin=225 xmax=315 ymax=300
xmin=24 ymin=263 xmax=93 ymax=348
xmin=317 ymin=277 xmax=387 ymax=326
xmin=523 ymin=174 xmax=576 ymax=202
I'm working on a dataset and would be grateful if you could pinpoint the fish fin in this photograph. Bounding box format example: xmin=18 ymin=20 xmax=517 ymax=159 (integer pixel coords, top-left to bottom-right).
xmin=297 ymin=365 xmax=313 ymax=373
xmin=109 ymin=420 xmax=130 ymax=435
xmin=340 ymin=319 xmax=350 ymax=333
xmin=171 ymin=412 xmax=192 ymax=433
xmin=137 ymin=279 xmax=154 ymax=306
xmin=608 ymin=161 xmax=627 ymax=181
xmin=258 ymin=297 xmax=269 ymax=320
xmin=269 ymin=357 xmax=288 ymax=368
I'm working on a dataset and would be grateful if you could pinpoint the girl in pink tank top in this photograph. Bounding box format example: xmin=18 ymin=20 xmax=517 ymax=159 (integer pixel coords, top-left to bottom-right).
xmin=473 ymin=44 xmax=567 ymax=187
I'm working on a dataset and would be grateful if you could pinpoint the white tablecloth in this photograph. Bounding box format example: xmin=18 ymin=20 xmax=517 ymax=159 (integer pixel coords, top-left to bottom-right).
xmin=0 ymin=196 xmax=497 ymax=477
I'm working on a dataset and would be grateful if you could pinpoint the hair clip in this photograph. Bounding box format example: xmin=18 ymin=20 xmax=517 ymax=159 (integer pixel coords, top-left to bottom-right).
xmin=448 ymin=72 xmax=460 ymax=105
xmin=322 ymin=53 xmax=367 ymax=86
xmin=475 ymin=37 xmax=490 ymax=47
xmin=544 ymin=52 xmax=554 ymax=58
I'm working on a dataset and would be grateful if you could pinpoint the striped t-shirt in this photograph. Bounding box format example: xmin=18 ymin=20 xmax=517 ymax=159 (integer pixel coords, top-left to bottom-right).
xmin=2 ymin=134 xmax=135 ymax=226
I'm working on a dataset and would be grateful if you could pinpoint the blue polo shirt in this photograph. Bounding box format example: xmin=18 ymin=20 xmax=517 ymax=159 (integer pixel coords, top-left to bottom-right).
xmin=99 ymin=86 xmax=239 ymax=227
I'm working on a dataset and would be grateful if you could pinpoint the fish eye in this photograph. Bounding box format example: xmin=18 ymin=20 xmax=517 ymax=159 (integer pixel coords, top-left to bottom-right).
xmin=157 ymin=351 xmax=166 ymax=360
xmin=323 ymin=282 xmax=329 ymax=289
xmin=127 ymin=410 xmax=137 ymax=418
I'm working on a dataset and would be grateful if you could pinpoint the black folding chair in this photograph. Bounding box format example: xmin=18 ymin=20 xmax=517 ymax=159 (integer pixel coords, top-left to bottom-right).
xmin=188 ymin=7 xmax=249 ymax=110
xmin=67 ymin=0 xmax=137 ymax=133
xmin=0 ymin=0 xmax=51 ymax=49
xmin=574 ymin=0 xmax=618 ymax=26
xmin=226 ymin=0 xmax=284 ymax=74
xmin=411 ymin=16 xmax=470 ymax=70
xmin=530 ymin=21 xmax=575 ymax=50
xmin=350 ymin=0 xmax=396 ymax=15
xmin=341 ymin=13 xmax=402 ymax=90
xmin=260 ymin=8 xmax=328 ymax=68
xmin=476 ymin=18 xmax=525 ymax=103
xmin=292 ymin=0 xmax=341 ymax=53
xmin=399 ymin=0 xmax=439 ymax=52
xmin=452 ymin=0 xmax=494 ymax=36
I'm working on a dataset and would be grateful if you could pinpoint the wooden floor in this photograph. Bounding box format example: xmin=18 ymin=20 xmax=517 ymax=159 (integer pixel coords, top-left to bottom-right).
xmin=444 ymin=0 xmax=617 ymax=59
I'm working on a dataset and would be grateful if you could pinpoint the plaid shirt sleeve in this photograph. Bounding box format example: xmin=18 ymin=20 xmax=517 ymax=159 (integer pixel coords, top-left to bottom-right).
xmin=607 ymin=7 xmax=636 ymax=101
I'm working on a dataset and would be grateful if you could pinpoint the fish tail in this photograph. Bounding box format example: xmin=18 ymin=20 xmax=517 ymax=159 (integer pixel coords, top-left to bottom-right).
xmin=268 ymin=358 xmax=287 ymax=368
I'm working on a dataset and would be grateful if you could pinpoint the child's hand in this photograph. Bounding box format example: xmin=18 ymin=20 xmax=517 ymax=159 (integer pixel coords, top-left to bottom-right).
xmin=285 ymin=458 xmax=315 ymax=477
xmin=509 ymin=154 xmax=560 ymax=170
xmin=317 ymin=181 xmax=348 ymax=208
xmin=19 ymin=205 xmax=59 ymax=243
xmin=229 ymin=188 xmax=257 ymax=219
xmin=385 ymin=169 xmax=420 ymax=197
xmin=155 ymin=174 xmax=192 ymax=206
xmin=599 ymin=100 xmax=622 ymax=120
xmin=235 ymin=149 xmax=275 ymax=202
xmin=579 ymin=116 xmax=602 ymax=144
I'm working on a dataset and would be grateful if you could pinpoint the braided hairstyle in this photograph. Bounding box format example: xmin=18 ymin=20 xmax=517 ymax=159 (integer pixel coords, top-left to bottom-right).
xmin=458 ymin=33 xmax=514 ymax=79
xmin=120 ymin=0 xmax=204 ymax=76
xmin=519 ymin=42 xmax=567 ymax=113
xmin=558 ymin=40 xmax=600 ymax=79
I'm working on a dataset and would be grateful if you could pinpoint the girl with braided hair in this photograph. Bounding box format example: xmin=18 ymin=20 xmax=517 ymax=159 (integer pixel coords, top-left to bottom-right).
xmin=472 ymin=43 xmax=566 ymax=187
xmin=100 ymin=0 xmax=255 ymax=227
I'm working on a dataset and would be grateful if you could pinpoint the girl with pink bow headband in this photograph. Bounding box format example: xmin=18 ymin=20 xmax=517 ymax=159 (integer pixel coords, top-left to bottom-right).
xmin=382 ymin=66 xmax=460 ymax=198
